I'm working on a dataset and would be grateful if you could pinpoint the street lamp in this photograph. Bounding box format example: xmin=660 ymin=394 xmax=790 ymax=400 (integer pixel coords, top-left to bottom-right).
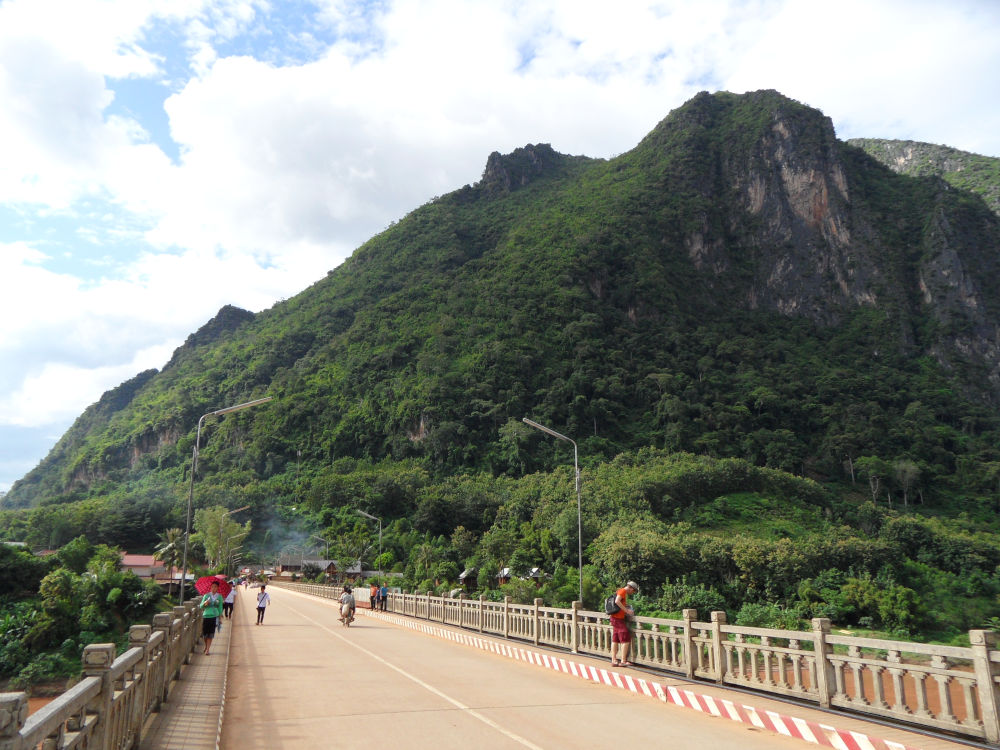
xmin=311 ymin=534 xmax=330 ymax=558
xmin=523 ymin=417 xmax=583 ymax=605
xmin=224 ymin=544 xmax=242 ymax=578
xmin=179 ymin=397 xmax=272 ymax=603
xmin=219 ymin=505 xmax=250 ymax=574
xmin=356 ymin=510 xmax=382 ymax=583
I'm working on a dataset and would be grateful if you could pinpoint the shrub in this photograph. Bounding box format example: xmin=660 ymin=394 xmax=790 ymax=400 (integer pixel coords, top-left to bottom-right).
xmin=734 ymin=602 xmax=804 ymax=630
xmin=658 ymin=577 xmax=727 ymax=617
xmin=11 ymin=652 xmax=79 ymax=688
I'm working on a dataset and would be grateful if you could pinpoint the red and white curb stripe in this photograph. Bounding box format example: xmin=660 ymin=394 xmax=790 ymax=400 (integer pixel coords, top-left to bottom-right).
xmin=362 ymin=609 xmax=920 ymax=750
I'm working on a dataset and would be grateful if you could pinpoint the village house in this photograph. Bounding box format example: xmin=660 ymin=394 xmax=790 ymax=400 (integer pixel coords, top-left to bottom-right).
xmin=120 ymin=553 xmax=165 ymax=579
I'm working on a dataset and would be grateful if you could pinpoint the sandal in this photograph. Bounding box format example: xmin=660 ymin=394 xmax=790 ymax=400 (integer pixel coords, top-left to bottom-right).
xmin=610 ymin=660 xmax=620 ymax=666
xmin=620 ymin=661 xmax=634 ymax=667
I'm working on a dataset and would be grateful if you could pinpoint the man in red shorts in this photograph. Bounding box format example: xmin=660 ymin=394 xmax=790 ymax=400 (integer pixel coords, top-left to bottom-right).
xmin=610 ymin=580 xmax=639 ymax=666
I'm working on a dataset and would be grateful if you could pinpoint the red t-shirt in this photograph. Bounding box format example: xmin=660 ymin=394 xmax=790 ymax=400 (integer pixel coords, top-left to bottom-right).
xmin=611 ymin=587 xmax=628 ymax=619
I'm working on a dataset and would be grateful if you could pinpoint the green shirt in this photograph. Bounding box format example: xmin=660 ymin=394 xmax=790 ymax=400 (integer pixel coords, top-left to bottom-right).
xmin=200 ymin=592 xmax=224 ymax=618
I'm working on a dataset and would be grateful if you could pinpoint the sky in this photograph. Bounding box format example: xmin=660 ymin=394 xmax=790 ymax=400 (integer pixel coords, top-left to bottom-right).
xmin=1 ymin=0 xmax=999 ymax=493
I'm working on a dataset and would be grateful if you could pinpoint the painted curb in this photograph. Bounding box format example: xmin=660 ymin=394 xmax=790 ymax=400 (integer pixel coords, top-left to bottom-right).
xmin=361 ymin=608 xmax=921 ymax=750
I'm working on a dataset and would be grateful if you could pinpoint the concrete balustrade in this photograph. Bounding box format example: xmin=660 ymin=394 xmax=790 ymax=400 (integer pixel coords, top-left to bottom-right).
xmin=278 ymin=582 xmax=1000 ymax=743
xmin=0 ymin=601 xmax=202 ymax=750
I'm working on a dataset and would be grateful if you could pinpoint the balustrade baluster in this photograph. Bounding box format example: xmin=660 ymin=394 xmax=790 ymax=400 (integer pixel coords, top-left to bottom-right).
xmin=870 ymin=665 xmax=890 ymax=710
xmin=912 ymin=673 xmax=932 ymax=718
xmin=958 ymin=677 xmax=980 ymax=727
xmin=776 ymin=652 xmax=789 ymax=689
xmin=848 ymin=646 xmax=868 ymax=706
xmin=886 ymin=650 xmax=908 ymax=715
xmin=734 ymin=639 xmax=745 ymax=681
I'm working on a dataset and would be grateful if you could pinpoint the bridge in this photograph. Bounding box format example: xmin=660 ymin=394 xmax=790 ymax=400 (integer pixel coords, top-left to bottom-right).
xmin=0 ymin=586 xmax=993 ymax=750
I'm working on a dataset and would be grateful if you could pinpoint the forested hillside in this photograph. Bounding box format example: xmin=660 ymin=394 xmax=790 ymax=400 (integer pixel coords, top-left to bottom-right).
xmin=848 ymin=138 xmax=1000 ymax=218
xmin=4 ymin=90 xmax=1000 ymax=640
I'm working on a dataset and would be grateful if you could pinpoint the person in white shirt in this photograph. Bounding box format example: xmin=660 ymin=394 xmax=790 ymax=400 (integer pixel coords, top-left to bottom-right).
xmin=256 ymin=585 xmax=271 ymax=625
xmin=223 ymin=588 xmax=236 ymax=618
xmin=339 ymin=586 xmax=355 ymax=624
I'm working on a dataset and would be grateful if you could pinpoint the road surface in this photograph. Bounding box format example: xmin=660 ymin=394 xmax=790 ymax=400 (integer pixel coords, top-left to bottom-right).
xmin=222 ymin=587 xmax=837 ymax=750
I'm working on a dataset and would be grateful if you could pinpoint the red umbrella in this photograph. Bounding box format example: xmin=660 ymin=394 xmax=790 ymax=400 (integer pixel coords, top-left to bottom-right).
xmin=195 ymin=576 xmax=232 ymax=597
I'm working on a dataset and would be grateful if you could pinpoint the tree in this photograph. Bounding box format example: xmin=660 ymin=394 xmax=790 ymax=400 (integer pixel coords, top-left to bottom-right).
xmin=411 ymin=543 xmax=441 ymax=582
xmin=154 ymin=528 xmax=184 ymax=579
xmin=0 ymin=544 xmax=51 ymax=598
xmin=193 ymin=507 xmax=251 ymax=569
xmin=56 ymin=536 xmax=94 ymax=574
xmin=450 ymin=526 xmax=478 ymax=563
xmin=893 ymin=460 xmax=920 ymax=508
xmin=856 ymin=456 xmax=890 ymax=503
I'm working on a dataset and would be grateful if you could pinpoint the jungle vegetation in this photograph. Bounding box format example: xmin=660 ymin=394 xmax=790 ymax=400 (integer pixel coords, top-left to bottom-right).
xmin=3 ymin=90 xmax=1000 ymax=647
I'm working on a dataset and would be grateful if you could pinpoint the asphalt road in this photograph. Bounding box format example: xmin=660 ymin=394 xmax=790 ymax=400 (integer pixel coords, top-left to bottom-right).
xmin=222 ymin=587 xmax=819 ymax=750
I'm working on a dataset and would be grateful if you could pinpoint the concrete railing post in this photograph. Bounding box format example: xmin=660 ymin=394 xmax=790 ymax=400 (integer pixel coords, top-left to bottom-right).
xmin=184 ymin=601 xmax=199 ymax=655
xmin=571 ymin=601 xmax=580 ymax=654
xmin=151 ymin=613 xmax=173 ymax=706
xmin=811 ymin=618 xmax=836 ymax=708
xmin=82 ymin=644 xmax=116 ymax=750
xmin=533 ymin=598 xmax=543 ymax=645
xmin=457 ymin=593 xmax=465 ymax=628
xmin=129 ymin=625 xmax=152 ymax=748
xmin=427 ymin=592 xmax=434 ymax=620
xmin=171 ymin=606 xmax=190 ymax=664
xmin=479 ymin=595 xmax=485 ymax=633
xmin=0 ymin=692 xmax=29 ymax=750
xmin=970 ymin=630 xmax=1000 ymax=743
xmin=710 ymin=611 xmax=727 ymax=683
xmin=682 ymin=609 xmax=697 ymax=678
xmin=503 ymin=596 xmax=511 ymax=639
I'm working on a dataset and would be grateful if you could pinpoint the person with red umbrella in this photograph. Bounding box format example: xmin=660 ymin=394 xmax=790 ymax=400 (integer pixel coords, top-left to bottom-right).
xmin=196 ymin=577 xmax=229 ymax=655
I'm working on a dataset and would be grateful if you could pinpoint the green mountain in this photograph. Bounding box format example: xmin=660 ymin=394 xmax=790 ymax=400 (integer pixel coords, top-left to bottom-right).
xmin=848 ymin=138 xmax=1000 ymax=218
xmin=6 ymin=89 xmax=1000 ymax=515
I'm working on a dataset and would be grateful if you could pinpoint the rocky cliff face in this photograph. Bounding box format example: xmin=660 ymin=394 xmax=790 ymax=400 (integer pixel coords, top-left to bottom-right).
xmin=637 ymin=91 xmax=1000 ymax=393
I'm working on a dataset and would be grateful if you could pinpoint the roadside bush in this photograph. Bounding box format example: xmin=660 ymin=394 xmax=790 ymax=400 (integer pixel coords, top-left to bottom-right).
xmin=658 ymin=576 xmax=727 ymax=617
xmin=11 ymin=652 xmax=79 ymax=689
xmin=734 ymin=602 xmax=804 ymax=630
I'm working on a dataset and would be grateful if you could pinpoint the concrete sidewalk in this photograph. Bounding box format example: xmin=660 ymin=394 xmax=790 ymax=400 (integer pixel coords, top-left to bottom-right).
xmin=139 ymin=595 xmax=237 ymax=750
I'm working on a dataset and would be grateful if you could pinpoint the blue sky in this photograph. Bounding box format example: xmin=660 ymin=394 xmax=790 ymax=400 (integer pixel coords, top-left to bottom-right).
xmin=2 ymin=0 xmax=1000 ymax=493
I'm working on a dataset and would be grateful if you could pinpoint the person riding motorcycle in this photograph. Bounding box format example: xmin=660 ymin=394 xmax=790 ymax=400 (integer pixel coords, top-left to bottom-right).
xmin=339 ymin=585 xmax=356 ymax=625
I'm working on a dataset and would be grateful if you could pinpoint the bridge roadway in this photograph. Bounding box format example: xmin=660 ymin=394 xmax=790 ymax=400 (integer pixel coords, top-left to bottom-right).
xmin=222 ymin=587 xmax=972 ymax=750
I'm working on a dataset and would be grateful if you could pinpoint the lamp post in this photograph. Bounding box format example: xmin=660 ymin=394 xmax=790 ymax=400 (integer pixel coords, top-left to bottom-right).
xmin=219 ymin=505 xmax=250 ymax=573
xmin=179 ymin=397 xmax=272 ymax=603
xmin=311 ymin=534 xmax=330 ymax=558
xmin=523 ymin=417 xmax=583 ymax=605
xmin=356 ymin=510 xmax=382 ymax=583
xmin=224 ymin=544 xmax=242 ymax=578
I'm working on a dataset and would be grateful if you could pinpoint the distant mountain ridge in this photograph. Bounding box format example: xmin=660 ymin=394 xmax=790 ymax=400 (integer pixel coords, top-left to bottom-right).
xmin=5 ymin=89 xmax=1000 ymax=510
xmin=848 ymin=138 xmax=1000 ymax=218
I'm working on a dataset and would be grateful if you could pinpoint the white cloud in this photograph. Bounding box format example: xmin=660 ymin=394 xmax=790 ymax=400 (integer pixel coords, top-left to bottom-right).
xmin=723 ymin=0 xmax=1000 ymax=153
xmin=0 ymin=342 xmax=177 ymax=427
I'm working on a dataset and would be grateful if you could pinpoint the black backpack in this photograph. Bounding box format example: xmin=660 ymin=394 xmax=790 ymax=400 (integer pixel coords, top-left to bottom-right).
xmin=604 ymin=594 xmax=620 ymax=615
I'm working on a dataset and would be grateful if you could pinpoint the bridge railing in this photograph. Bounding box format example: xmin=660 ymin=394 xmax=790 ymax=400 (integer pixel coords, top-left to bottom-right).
xmin=0 ymin=601 xmax=202 ymax=750
xmin=276 ymin=582 xmax=1000 ymax=743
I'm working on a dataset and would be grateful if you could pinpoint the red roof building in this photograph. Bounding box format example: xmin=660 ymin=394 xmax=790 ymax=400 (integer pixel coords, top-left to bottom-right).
xmin=120 ymin=553 xmax=164 ymax=578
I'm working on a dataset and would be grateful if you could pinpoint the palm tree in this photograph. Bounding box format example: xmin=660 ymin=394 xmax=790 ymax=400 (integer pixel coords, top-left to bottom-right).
xmin=154 ymin=528 xmax=184 ymax=582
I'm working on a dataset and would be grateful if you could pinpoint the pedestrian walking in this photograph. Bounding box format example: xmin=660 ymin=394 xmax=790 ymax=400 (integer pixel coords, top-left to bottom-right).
xmin=199 ymin=581 xmax=224 ymax=655
xmin=369 ymin=582 xmax=377 ymax=610
xmin=379 ymin=583 xmax=388 ymax=611
xmin=256 ymin=585 xmax=271 ymax=625
xmin=609 ymin=580 xmax=639 ymax=667
xmin=223 ymin=587 xmax=236 ymax=618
